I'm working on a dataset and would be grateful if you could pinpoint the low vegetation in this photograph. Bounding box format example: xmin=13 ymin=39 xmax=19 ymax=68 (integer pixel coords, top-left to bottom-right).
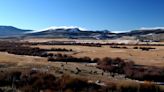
xmin=97 ymin=57 xmax=164 ymax=82
xmin=110 ymin=45 xmax=128 ymax=49
xmin=48 ymin=53 xmax=96 ymax=63
xmin=0 ymin=41 xmax=163 ymax=92
xmin=0 ymin=70 xmax=163 ymax=92
xmin=133 ymin=46 xmax=156 ymax=51
xmin=0 ymin=41 xmax=73 ymax=57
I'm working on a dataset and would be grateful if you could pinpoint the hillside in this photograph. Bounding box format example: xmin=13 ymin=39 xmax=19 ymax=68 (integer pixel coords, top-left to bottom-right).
xmin=0 ymin=26 xmax=32 ymax=37
xmin=26 ymin=28 xmax=114 ymax=39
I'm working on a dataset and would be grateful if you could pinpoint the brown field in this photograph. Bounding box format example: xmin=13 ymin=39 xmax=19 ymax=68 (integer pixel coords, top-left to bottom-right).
xmin=1 ymin=38 xmax=164 ymax=90
xmin=0 ymin=52 xmax=136 ymax=85
xmin=32 ymin=45 xmax=164 ymax=67
xmin=0 ymin=52 xmax=48 ymax=69
xmin=23 ymin=38 xmax=164 ymax=67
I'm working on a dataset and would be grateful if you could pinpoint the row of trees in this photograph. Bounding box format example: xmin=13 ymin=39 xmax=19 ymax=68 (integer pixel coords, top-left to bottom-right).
xmin=110 ymin=45 xmax=156 ymax=51
xmin=133 ymin=47 xmax=156 ymax=51
xmin=0 ymin=41 xmax=73 ymax=57
xmin=110 ymin=45 xmax=128 ymax=49
xmin=31 ymin=41 xmax=102 ymax=47
xmin=29 ymin=41 xmax=164 ymax=46
xmin=48 ymin=53 xmax=96 ymax=63
xmin=49 ymin=48 xmax=73 ymax=52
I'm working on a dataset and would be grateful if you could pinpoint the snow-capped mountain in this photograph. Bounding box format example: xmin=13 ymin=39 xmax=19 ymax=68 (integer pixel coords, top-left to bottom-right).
xmin=34 ymin=26 xmax=87 ymax=33
xmin=41 ymin=28 xmax=81 ymax=33
xmin=26 ymin=26 xmax=112 ymax=39
xmin=0 ymin=25 xmax=164 ymax=41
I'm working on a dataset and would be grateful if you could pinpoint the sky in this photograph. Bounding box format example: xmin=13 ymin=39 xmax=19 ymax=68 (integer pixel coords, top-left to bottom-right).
xmin=0 ymin=0 xmax=164 ymax=32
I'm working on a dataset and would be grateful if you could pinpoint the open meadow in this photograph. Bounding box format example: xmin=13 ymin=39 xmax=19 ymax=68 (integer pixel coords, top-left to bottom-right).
xmin=0 ymin=38 xmax=164 ymax=92
xmin=27 ymin=38 xmax=164 ymax=67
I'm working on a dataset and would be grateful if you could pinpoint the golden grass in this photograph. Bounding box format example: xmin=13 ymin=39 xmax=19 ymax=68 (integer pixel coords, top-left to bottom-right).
xmin=32 ymin=45 xmax=164 ymax=67
xmin=0 ymin=51 xmax=164 ymax=89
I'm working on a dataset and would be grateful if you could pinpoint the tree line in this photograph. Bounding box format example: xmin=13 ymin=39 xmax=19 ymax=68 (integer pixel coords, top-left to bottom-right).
xmin=0 ymin=41 xmax=73 ymax=57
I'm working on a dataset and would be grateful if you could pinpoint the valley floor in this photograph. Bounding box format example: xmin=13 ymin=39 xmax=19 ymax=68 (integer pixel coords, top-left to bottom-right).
xmin=32 ymin=45 xmax=164 ymax=67
xmin=0 ymin=38 xmax=164 ymax=91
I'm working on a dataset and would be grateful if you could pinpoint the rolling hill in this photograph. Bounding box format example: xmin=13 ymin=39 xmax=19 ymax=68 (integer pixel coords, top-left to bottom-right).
xmin=0 ymin=26 xmax=32 ymax=37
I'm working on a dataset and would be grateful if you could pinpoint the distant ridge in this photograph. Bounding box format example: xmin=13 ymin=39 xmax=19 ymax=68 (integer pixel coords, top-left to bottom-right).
xmin=0 ymin=26 xmax=33 ymax=37
xmin=26 ymin=27 xmax=112 ymax=39
xmin=38 ymin=26 xmax=87 ymax=32
xmin=126 ymin=29 xmax=164 ymax=36
xmin=0 ymin=25 xmax=164 ymax=41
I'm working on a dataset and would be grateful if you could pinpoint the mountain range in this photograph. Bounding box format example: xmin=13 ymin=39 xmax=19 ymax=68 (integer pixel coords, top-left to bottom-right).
xmin=0 ymin=26 xmax=32 ymax=37
xmin=0 ymin=25 xmax=164 ymax=41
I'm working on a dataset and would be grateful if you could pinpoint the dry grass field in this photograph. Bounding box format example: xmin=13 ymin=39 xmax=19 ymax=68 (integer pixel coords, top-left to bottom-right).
xmin=0 ymin=52 xmax=136 ymax=85
xmin=0 ymin=52 xmax=48 ymax=69
xmin=23 ymin=38 xmax=164 ymax=67
xmin=1 ymin=38 xmax=164 ymax=91
xmin=32 ymin=45 xmax=164 ymax=67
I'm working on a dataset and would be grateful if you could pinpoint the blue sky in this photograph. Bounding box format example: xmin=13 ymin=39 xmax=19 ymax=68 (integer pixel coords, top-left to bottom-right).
xmin=0 ymin=0 xmax=164 ymax=32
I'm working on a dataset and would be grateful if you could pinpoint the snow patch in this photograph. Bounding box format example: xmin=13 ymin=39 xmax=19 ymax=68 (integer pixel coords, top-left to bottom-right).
xmin=140 ymin=27 xmax=164 ymax=30
xmin=39 ymin=26 xmax=87 ymax=32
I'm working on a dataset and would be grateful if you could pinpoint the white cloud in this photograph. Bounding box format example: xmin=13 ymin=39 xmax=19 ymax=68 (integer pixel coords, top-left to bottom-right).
xmin=140 ymin=27 xmax=164 ymax=30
